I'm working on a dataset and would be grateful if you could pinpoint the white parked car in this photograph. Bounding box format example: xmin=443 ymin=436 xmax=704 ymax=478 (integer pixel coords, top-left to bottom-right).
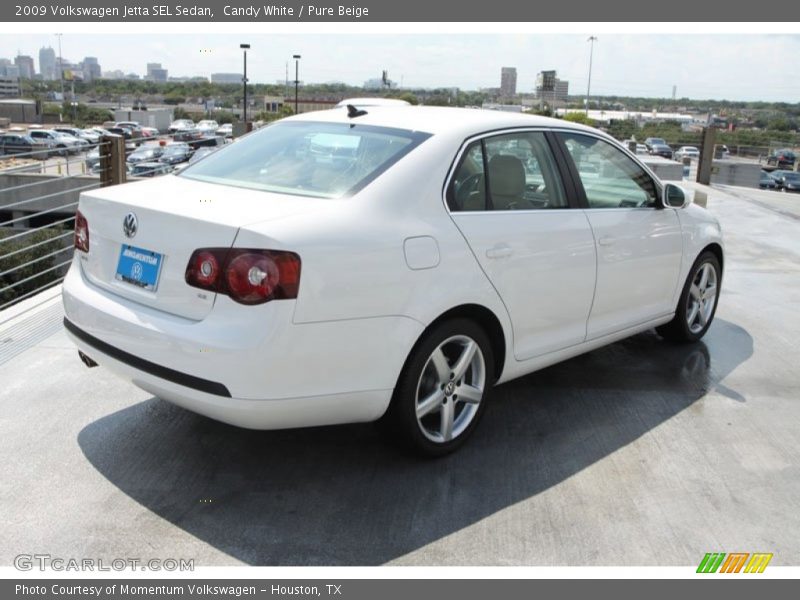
xmin=196 ymin=120 xmax=219 ymax=134
xmin=168 ymin=119 xmax=195 ymax=134
xmin=62 ymin=108 xmax=724 ymax=455
xmin=28 ymin=128 xmax=84 ymax=155
xmin=675 ymin=146 xmax=700 ymax=160
xmin=216 ymin=123 xmax=233 ymax=137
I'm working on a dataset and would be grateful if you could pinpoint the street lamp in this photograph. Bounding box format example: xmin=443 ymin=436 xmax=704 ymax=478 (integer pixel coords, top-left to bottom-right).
xmin=56 ymin=33 xmax=64 ymax=99
xmin=293 ymin=54 xmax=301 ymax=114
xmin=586 ymin=36 xmax=597 ymax=116
xmin=240 ymin=43 xmax=250 ymax=122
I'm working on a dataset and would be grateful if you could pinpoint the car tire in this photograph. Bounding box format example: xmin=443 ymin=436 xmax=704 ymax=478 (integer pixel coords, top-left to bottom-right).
xmin=657 ymin=251 xmax=721 ymax=343
xmin=385 ymin=318 xmax=495 ymax=457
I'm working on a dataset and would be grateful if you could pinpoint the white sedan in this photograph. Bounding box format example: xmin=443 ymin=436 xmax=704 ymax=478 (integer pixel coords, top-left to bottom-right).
xmin=62 ymin=107 xmax=724 ymax=455
xmin=675 ymin=146 xmax=700 ymax=160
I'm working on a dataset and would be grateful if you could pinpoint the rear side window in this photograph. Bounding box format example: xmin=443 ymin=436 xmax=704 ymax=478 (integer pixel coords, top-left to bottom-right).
xmin=180 ymin=121 xmax=431 ymax=199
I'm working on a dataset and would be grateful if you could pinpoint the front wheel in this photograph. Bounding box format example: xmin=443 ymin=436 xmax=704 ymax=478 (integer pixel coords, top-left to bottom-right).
xmin=386 ymin=319 xmax=495 ymax=457
xmin=657 ymin=251 xmax=721 ymax=342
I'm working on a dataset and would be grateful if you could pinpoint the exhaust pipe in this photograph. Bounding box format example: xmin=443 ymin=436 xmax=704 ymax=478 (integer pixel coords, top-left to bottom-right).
xmin=78 ymin=350 xmax=99 ymax=368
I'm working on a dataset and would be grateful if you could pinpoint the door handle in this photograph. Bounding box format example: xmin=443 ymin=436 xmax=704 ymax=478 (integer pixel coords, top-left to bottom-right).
xmin=486 ymin=245 xmax=513 ymax=259
xmin=598 ymin=236 xmax=616 ymax=247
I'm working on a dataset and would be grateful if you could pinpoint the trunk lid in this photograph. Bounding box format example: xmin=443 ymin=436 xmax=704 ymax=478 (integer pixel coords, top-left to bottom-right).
xmin=77 ymin=175 xmax=320 ymax=320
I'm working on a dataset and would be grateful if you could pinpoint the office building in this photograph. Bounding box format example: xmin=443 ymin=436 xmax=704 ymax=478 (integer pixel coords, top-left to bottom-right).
xmin=39 ymin=46 xmax=56 ymax=80
xmin=14 ymin=55 xmax=35 ymax=79
xmin=500 ymin=67 xmax=517 ymax=97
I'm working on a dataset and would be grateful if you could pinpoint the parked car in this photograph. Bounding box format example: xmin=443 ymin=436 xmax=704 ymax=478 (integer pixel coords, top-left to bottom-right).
xmin=644 ymin=137 xmax=668 ymax=151
xmin=196 ymin=120 xmax=219 ymax=134
xmin=140 ymin=126 xmax=160 ymax=138
xmin=126 ymin=144 xmax=165 ymax=164
xmin=760 ymin=170 xmax=778 ymax=189
xmin=78 ymin=129 xmax=102 ymax=144
xmin=187 ymin=135 xmax=226 ymax=150
xmin=714 ymin=144 xmax=731 ymax=159
xmin=187 ymin=146 xmax=218 ymax=164
xmin=635 ymin=143 xmax=648 ymax=155
xmin=158 ymin=142 xmax=193 ymax=165
xmin=173 ymin=128 xmax=203 ymax=142
xmin=105 ymin=126 xmax=134 ymax=140
xmin=63 ymin=108 xmax=724 ymax=455
xmin=28 ymin=129 xmax=82 ymax=155
xmin=766 ymin=149 xmax=796 ymax=169
xmin=129 ymin=161 xmax=172 ymax=177
xmin=771 ymin=169 xmax=800 ymax=192
xmin=649 ymin=143 xmax=674 ymax=159
xmin=54 ymin=127 xmax=89 ymax=141
xmin=116 ymin=121 xmax=143 ymax=137
xmin=216 ymin=123 xmax=233 ymax=137
xmin=674 ymin=146 xmax=700 ymax=161
xmin=168 ymin=119 xmax=195 ymax=134
xmin=0 ymin=133 xmax=44 ymax=157
xmin=85 ymin=146 xmax=102 ymax=171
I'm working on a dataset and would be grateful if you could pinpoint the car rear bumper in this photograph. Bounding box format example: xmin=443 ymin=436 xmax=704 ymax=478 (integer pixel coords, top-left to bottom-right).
xmin=62 ymin=257 xmax=424 ymax=429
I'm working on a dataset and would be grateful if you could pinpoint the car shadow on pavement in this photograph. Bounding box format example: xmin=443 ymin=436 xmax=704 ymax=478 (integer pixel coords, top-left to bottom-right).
xmin=78 ymin=318 xmax=752 ymax=565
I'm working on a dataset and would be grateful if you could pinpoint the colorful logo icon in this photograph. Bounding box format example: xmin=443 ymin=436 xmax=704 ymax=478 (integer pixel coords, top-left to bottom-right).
xmin=697 ymin=552 xmax=773 ymax=573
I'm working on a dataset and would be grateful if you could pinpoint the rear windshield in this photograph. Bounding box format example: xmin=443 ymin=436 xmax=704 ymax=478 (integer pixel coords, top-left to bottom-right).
xmin=179 ymin=121 xmax=432 ymax=198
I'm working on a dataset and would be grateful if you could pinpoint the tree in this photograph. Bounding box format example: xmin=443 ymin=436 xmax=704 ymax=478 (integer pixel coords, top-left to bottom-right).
xmin=562 ymin=112 xmax=595 ymax=126
xmin=395 ymin=92 xmax=418 ymax=105
xmin=172 ymin=107 xmax=191 ymax=120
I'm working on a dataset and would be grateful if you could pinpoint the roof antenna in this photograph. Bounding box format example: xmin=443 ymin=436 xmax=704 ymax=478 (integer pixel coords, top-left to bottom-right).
xmin=347 ymin=104 xmax=368 ymax=118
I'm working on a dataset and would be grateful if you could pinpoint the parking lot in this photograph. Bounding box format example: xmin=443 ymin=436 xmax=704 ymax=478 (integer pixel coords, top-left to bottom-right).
xmin=0 ymin=181 xmax=798 ymax=566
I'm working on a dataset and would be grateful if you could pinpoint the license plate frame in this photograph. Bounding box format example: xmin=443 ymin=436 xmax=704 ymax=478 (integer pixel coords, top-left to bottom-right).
xmin=114 ymin=244 xmax=163 ymax=292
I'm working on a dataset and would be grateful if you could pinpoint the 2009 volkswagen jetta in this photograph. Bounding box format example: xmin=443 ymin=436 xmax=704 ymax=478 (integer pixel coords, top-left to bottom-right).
xmin=63 ymin=106 xmax=723 ymax=455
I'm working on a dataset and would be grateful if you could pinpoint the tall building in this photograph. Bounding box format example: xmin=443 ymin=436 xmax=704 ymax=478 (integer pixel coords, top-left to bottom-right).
xmin=82 ymin=56 xmax=101 ymax=82
xmin=0 ymin=60 xmax=20 ymax=79
xmin=39 ymin=46 xmax=56 ymax=80
xmin=500 ymin=67 xmax=517 ymax=97
xmin=535 ymin=70 xmax=569 ymax=103
xmin=14 ymin=55 xmax=35 ymax=79
xmin=146 ymin=62 xmax=168 ymax=82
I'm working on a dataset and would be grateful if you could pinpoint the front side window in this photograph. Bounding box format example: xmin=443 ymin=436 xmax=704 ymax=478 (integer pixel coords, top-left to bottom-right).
xmin=449 ymin=131 xmax=567 ymax=211
xmin=560 ymin=133 xmax=658 ymax=209
xmin=180 ymin=121 xmax=431 ymax=199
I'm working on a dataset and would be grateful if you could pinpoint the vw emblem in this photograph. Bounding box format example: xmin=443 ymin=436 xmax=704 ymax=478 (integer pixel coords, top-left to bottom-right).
xmin=123 ymin=212 xmax=138 ymax=238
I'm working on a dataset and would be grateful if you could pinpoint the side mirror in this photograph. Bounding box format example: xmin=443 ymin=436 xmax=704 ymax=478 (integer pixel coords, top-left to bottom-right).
xmin=663 ymin=183 xmax=690 ymax=209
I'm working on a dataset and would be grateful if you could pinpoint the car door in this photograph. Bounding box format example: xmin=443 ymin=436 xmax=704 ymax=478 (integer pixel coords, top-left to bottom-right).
xmin=556 ymin=132 xmax=683 ymax=340
xmin=448 ymin=130 xmax=596 ymax=361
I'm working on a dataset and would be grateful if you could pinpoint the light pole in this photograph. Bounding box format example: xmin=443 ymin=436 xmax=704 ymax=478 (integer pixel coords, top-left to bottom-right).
xmin=293 ymin=54 xmax=301 ymax=114
xmin=240 ymin=43 xmax=250 ymax=122
xmin=586 ymin=36 xmax=597 ymax=116
xmin=56 ymin=33 xmax=64 ymax=99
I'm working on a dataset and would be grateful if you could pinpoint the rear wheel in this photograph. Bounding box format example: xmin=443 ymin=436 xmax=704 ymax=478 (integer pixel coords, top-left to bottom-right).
xmin=657 ymin=251 xmax=721 ymax=342
xmin=386 ymin=319 xmax=494 ymax=456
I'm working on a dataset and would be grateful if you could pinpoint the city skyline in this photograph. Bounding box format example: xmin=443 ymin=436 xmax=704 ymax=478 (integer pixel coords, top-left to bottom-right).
xmin=1 ymin=33 xmax=799 ymax=101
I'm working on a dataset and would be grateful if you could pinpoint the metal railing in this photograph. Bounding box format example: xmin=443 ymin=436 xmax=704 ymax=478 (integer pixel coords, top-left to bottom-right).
xmin=0 ymin=130 xmax=193 ymax=312
xmin=0 ymin=139 xmax=112 ymax=311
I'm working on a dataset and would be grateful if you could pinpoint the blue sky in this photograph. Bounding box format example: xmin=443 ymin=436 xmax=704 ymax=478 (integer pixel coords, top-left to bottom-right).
xmin=2 ymin=33 xmax=799 ymax=102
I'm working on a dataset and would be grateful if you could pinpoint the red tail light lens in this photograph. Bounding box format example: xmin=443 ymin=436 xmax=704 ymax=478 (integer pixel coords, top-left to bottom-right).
xmin=185 ymin=248 xmax=301 ymax=305
xmin=74 ymin=210 xmax=89 ymax=253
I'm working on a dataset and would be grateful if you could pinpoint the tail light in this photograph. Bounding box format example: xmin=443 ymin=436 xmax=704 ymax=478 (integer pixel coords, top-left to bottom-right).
xmin=185 ymin=248 xmax=301 ymax=305
xmin=74 ymin=209 xmax=89 ymax=253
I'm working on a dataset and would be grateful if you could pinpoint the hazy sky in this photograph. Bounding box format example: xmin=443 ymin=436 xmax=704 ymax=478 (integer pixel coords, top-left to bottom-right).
xmin=2 ymin=33 xmax=799 ymax=102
